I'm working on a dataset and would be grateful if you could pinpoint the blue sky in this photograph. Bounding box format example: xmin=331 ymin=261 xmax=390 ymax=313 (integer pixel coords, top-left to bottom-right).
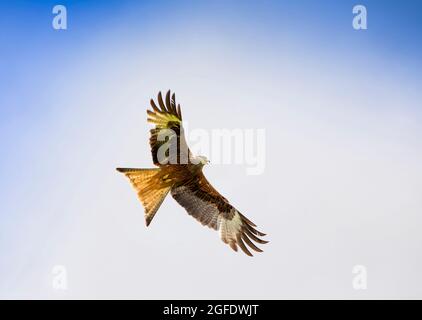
xmin=1 ymin=0 xmax=422 ymax=298
xmin=1 ymin=0 xmax=421 ymax=122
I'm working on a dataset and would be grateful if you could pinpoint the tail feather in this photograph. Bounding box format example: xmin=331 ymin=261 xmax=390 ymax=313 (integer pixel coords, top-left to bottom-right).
xmin=116 ymin=168 xmax=171 ymax=226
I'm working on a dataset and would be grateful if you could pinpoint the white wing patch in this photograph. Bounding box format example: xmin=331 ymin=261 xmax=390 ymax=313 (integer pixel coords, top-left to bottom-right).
xmin=218 ymin=209 xmax=242 ymax=248
xmin=171 ymin=185 xmax=268 ymax=256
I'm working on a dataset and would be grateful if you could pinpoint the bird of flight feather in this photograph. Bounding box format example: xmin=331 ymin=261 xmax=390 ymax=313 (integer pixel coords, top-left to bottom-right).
xmin=116 ymin=91 xmax=268 ymax=256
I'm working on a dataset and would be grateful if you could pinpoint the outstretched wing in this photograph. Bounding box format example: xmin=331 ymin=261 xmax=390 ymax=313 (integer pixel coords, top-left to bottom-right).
xmin=147 ymin=90 xmax=191 ymax=166
xmin=171 ymin=172 xmax=268 ymax=256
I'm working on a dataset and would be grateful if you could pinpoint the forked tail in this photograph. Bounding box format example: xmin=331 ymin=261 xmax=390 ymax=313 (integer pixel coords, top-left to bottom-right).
xmin=116 ymin=168 xmax=171 ymax=226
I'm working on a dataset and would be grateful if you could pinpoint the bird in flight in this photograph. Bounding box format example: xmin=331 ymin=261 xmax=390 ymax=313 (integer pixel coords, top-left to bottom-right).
xmin=116 ymin=91 xmax=268 ymax=256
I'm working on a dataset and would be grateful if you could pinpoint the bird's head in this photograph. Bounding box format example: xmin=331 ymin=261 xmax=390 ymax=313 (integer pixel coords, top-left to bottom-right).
xmin=196 ymin=155 xmax=210 ymax=166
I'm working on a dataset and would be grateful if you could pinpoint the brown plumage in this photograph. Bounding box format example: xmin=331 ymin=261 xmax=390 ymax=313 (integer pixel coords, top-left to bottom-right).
xmin=117 ymin=90 xmax=268 ymax=256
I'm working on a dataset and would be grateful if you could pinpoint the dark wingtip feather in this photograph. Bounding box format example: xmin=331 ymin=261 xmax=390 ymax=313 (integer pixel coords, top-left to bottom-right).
xmin=244 ymin=228 xmax=268 ymax=244
xmin=238 ymin=212 xmax=257 ymax=227
xmin=170 ymin=92 xmax=177 ymax=114
xmin=241 ymin=233 xmax=263 ymax=253
xmin=252 ymin=229 xmax=266 ymax=237
xmin=165 ymin=90 xmax=172 ymax=112
xmin=246 ymin=223 xmax=266 ymax=237
xmin=150 ymin=99 xmax=160 ymax=112
xmin=177 ymin=104 xmax=182 ymax=120
xmin=236 ymin=234 xmax=253 ymax=256
xmin=157 ymin=91 xmax=166 ymax=111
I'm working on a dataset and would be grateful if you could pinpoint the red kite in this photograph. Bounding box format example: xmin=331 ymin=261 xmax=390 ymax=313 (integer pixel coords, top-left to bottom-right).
xmin=117 ymin=91 xmax=267 ymax=256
